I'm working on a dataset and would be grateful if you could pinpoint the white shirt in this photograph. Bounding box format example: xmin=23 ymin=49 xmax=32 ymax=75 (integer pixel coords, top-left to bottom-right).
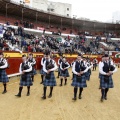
xmin=28 ymin=58 xmax=36 ymax=66
xmin=58 ymin=59 xmax=62 ymax=65
xmin=41 ymin=57 xmax=45 ymax=66
xmin=72 ymin=60 xmax=88 ymax=75
xmin=0 ymin=58 xmax=8 ymax=69
xmin=43 ymin=59 xmax=58 ymax=73
xmin=99 ymin=61 xmax=117 ymax=75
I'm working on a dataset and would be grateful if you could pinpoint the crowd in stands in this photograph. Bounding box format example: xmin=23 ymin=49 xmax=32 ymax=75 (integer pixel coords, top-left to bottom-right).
xmin=0 ymin=21 xmax=120 ymax=54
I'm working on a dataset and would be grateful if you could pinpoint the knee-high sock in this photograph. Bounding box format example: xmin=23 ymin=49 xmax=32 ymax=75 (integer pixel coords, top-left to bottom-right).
xmin=50 ymin=87 xmax=53 ymax=95
xmin=79 ymin=88 xmax=83 ymax=96
xmin=41 ymin=75 xmax=44 ymax=82
xmin=43 ymin=86 xmax=47 ymax=97
xmin=105 ymin=88 xmax=109 ymax=97
xmin=101 ymin=89 xmax=105 ymax=98
xmin=74 ymin=87 xmax=78 ymax=98
xmin=60 ymin=78 xmax=63 ymax=85
xmin=58 ymin=71 xmax=60 ymax=77
xmin=27 ymin=86 xmax=30 ymax=94
xmin=65 ymin=78 xmax=67 ymax=84
xmin=19 ymin=86 xmax=23 ymax=95
xmin=3 ymin=83 xmax=6 ymax=91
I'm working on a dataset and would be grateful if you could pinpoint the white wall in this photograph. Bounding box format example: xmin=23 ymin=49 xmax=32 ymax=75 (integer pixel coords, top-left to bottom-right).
xmin=11 ymin=0 xmax=72 ymax=17
xmin=31 ymin=0 xmax=48 ymax=11
xmin=47 ymin=1 xmax=72 ymax=17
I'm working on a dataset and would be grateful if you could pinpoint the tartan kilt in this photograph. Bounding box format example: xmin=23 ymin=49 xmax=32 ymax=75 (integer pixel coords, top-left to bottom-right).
xmin=31 ymin=68 xmax=37 ymax=76
xmin=71 ymin=74 xmax=87 ymax=88
xmin=20 ymin=73 xmax=33 ymax=86
xmin=85 ymin=71 xmax=91 ymax=80
xmin=40 ymin=67 xmax=46 ymax=75
xmin=0 ymin=69 xmax=9 ymax=83
xmin=93 ymin=63 xmax=97 ymax=67
xmin=100 ymin=75 xmax=114 ymax=88
xmin=43 ymin=71 xmax=56 ymax=86
xmin=60 ymin=69 xmax=69 ymax=77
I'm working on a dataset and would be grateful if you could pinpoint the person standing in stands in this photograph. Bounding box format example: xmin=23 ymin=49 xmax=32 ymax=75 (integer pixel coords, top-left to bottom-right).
xmin=71 ymin=53 xmax=88 ymax=100
xmin=59 ymin=57 xmax=70 ymax=86
xmin=0 ymin=52 xmax=9 ymax=94
xmin=57 ymin=55 xmax=63 ymax=78
xmin=40 ymin=54 xmax=46 ymax=84
xmin=99 ymin=54 xmax=117 ymax=102
xmin=27 ymin=53 xmax=36 ymax=82
xmin=92 ymin=58 xmax=98 ymax=71
xmin=15 ymin=55 xmax=32 ymax=97
xmin=42 ymin=52 xmax=58 ymax=99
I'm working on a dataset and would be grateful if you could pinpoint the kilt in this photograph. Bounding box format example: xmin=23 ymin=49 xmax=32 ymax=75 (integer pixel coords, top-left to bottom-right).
xmin=100 ymin=75 xmax=114 ymax=88
xmin=58 ymin=67 xmax=61 ymax=73
xmin=20 ymin=73 xmax=33 ymax=86
xmin=85 ymin=70 xmax=91 ymax=80
xmin=71 ymin=74 xmax=87 ymax=88
xmin=31 ymin=68 xmax=37 ymax=76
xmin=60 ymin=69 xmax=69 ymax=77
xmin=0 ymin=69 xmax=9 ymax=83
xmin=43 ymin=71 xmax=56 ymax=86
xmin=40 ymin=67 xmax=46 ymax=75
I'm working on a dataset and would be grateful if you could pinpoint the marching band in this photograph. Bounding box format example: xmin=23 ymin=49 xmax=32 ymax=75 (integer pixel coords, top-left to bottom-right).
xmin=0 ymin=51 xmax=118 ymax=102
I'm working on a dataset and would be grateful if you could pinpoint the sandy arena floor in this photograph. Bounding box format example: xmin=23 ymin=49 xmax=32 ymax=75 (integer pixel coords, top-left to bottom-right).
xmin=0 ymin=68 xmax=120 ymax=120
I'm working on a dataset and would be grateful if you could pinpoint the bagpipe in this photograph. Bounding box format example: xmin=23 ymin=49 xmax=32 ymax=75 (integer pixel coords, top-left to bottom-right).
xmin=76 ymin=61 xmax=86 ymax=82
xmin=46 ymin=60 xmax=54 ymax=70
xmin=45 ymin=60 xmax=54 ymax=80
xmin=61 ymin=62 xmax=69 ymax=74
xmin=104 ymin=60 xmax=115 ymax=83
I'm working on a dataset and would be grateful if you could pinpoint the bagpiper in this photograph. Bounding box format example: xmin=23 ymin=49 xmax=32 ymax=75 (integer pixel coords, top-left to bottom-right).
xmin=84 ymin=58 xmax=93 ymax=81
xmin=42 ymin=52 xmax=58 ymax=99
xmin=99 ymin=54 xmax=117 ymax=102
xmin=57 ymin=55 xmax=63 ymax=78
xmin=27 ymin=53 xmax=36 ymax=82
xmin=0 ymin=52 xmax=9 ymax=94
xmin=59 ymin=57 xmax=70 ymax=86
xmin=71 ymin=53 xmax=88 ymax=100
xmin=40 ymin=54 xmax=46 ymax=84
xmin=15 ymin=55 xmax=33 ymax=97
xmin=92 ymin=58 xmax=98 ymax=71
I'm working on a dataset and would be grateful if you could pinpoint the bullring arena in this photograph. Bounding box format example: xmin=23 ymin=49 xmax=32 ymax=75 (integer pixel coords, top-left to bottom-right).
xmin=0 ymin=0 xmax=120 ymax=120
xmin=0 ymin=66 xmax=120 ymax=120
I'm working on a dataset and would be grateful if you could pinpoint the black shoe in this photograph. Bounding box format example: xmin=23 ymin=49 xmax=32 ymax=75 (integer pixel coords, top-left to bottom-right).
xmin=2 ymin=90 xmax=7 ymax=94
xmin=79 ymin=95 xmax=82 ymax=99
xmin=101 ymin=97 xmax=104 ymax=102
xmin=104 ymin=96 xmax=107 ymax=100
xmin=15 ymin=93 xmax=21 ymax=97
xmin=26 ymin=93 xmax=30 ymax=96
xmin=59 ymin=84 xmax=62 ymax=86
xmin=72 ymin=97 xmax=77 ymax=100
xmin=48 ymin=94 xmax=52 ymax=98
xmin=40 ymin=82 xmax=43 ymax=84
xmin=41 ymin=96 xmax=46 ymax=99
